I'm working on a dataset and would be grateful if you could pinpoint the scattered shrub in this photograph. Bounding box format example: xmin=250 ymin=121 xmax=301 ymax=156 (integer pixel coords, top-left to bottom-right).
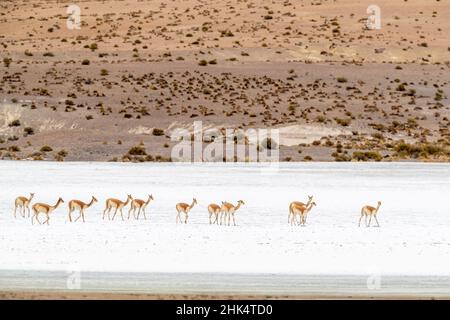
xmin=8 ymin=120 xmax=21 ymax=127
xmin=3 ymin=57 xmax=12 ymax=67
xmin=260 ymin=137 xmax=277 ymax=150
xmin=152 ymin=128 xmax=165 ymax=136
xmin=352 ymin=151 xmax=382 ymax=161
xmin=335 ymin=118 xmax=351 ymax=126
xmin=128 ymin=146 xmax=147 ymax=156
xmin=24 ymin=127 xmax=34 ymax=135
xmin=40 ymin=145 xmax=53 ymax=152
xmin=394 ymin=141 xmax=447 ymax=159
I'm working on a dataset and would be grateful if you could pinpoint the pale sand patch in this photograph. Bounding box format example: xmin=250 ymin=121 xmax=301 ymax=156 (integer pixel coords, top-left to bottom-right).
xmin=0 ymin=103 xmax=23 ymax=133
xmin=38 ymin=119 xmax=66 ymax=132
xmin=167 ymin=122 xmax=350 ymax=147
xmin=248 ymin=124 xmax=352 ymax=146
xmin=128 ymin=126 xmax=154 ymax=135
xmin=278 ymin=124 xmax=352 ymax=146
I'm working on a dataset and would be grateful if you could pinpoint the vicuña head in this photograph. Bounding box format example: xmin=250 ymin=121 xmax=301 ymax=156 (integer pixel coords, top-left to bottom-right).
xmin=149 ymin=194 xmax=154 ymax=200
xmin=237 ymin=200 xmax=245 ymax=205
xmin=193 ymin=198 xmax=198 ymax=205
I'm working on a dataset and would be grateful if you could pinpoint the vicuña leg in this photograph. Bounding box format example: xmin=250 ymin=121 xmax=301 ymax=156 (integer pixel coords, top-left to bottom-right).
xmin=302 ymin=214 xmax=307 ymax=226
xmin=358 ymin=214 xmax=364 ymax=227
xmin=127 ymin=207 xmax=134 ymax=220
xmin=291 ymin=213 xmax=298 ymax=226
xmin=102 ymin=208 xmax=109 ymax=220
xmin=374 ymin=215 xmax=380 ymax=227
xmin=112 ymin=208 xmax=119 ymax=220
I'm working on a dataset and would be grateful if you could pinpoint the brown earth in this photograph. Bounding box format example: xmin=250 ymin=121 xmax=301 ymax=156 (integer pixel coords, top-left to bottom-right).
xmin=0 ymin=290 xmax=444 ymax=300
xmin=0 ymin=0 xmax=449 ymax=162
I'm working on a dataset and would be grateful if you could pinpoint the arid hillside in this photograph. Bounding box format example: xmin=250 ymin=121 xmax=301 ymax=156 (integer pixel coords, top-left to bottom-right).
xmin=0 ymin=0 xmax=448 ymax=161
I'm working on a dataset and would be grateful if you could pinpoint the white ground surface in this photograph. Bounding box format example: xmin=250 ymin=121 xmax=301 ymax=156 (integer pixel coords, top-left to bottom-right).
xmin=0 ymin=161 xmax=449 ymax=276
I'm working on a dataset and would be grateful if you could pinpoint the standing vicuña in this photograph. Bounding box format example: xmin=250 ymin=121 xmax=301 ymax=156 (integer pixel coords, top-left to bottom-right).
xmin=207 ymin=203 xmax=221 ymax=224
xmin=68 ymin=196 xmax=98 ymax=223
xmin=359 ymin=201 xmax=382 ymax=227
xmin=128 ymin=194 xmax=154 ymax=220
xmin=290 ymin=201 xmax=316 ymax=226
xmin=14 ymin=192 xmax=35 ymax=218
xmin=176 ymin=198 xmax=197 ymax=224
xmin=32 ymin=198 xmax=64 ymax=225
xmin=103 ymin=195 xmax=133 ymax=221
xmin=288 ymin=195 xmax=313 ymax=225
xmin=220 ymin=200 xmax=245 ymax=226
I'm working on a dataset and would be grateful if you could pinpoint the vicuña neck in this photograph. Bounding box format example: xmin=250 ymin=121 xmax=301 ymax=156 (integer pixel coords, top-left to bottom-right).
xmin=88 ymin=197 xmax=95 ymax=207
xmin=53 ymin=199 xmax=62 ymax=209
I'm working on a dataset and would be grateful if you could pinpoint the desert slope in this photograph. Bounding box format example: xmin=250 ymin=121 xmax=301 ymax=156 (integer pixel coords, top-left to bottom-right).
xmin=0 ymin=0 xmax=448 ymax=161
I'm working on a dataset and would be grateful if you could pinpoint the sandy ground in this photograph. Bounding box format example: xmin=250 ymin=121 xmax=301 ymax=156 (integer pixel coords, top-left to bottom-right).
xmin=0 ymin=291 xmax=441 ymax=300
xmin=3 ymin=270 xmax=450 ymax=300
xmin=0 ymin=290 xmax=314 ymax=300
xmin=0 ymin=0 xmax=448 ymax=162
